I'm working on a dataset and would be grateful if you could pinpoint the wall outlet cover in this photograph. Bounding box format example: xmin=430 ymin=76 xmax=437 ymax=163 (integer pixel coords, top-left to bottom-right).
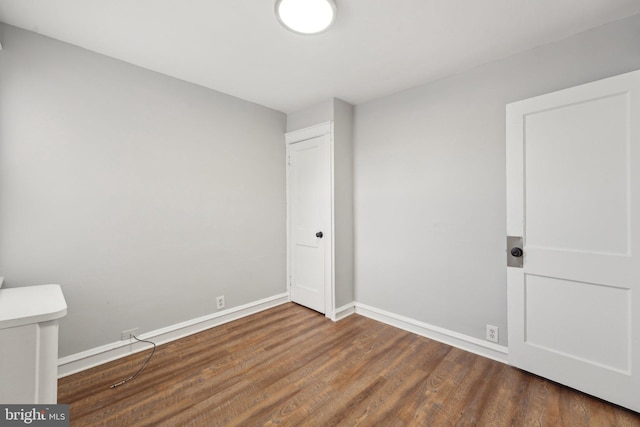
xmin=121 ymin=328 xmax=139 ymax=341
xmin=216 ymin=296 xmax=225 ymax=310
xmin=486 ymin=325 xmax=499 ymax=343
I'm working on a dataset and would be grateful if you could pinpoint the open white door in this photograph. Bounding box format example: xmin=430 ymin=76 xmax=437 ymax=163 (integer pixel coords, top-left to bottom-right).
xmin=507 ymin=69 xmax=640 ymax=412
xmin=286 ymin=124 xmax=333 ymax=314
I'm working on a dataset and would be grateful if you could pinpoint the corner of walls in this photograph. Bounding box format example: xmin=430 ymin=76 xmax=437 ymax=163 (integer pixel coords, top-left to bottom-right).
xmin=286 ymin=99 xmax=335 ymax=132
xmin=285 ymin=98 xmax=356 ymax=314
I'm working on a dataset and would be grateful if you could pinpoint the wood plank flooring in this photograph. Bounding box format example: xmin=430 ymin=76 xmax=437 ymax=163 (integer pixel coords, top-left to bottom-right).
xmin=58 ymin=303 xmax=640 ymax=426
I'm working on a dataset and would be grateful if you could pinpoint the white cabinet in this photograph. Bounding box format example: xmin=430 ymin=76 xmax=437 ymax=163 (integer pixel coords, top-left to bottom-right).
xmin=0 ymin=284 xmax=67 ymax=403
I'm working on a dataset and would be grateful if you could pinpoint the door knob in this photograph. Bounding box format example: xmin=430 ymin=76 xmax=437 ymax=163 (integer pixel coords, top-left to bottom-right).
xmin=316 ymin=231 xmax=323 ymax=238
xmin=510 ymin=247 xmax=523 ymax=257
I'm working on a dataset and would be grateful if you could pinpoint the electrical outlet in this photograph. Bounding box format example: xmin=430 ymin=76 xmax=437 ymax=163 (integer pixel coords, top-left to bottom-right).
xmin=121 ymin=328 xmax=139 ymax=341
xmin=216 ymin=295 xmax=225 ymax=310
xmin=486 ymin=325 xmax=499 ymax=343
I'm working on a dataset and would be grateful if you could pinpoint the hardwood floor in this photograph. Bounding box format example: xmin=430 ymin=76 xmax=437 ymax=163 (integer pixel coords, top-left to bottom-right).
xmin=59 ymin=303 xmax=640 ymax=426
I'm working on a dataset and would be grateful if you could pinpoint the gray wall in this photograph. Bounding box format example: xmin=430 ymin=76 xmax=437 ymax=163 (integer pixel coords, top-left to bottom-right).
xmin=353 ymin=15 xmax=640 ymax=346
xmin=333 ymin=99 xmax=355 ymax=308
xmin=286 ymin=99 xmax=334 ymax=133
xmin=0 ymin=24 xmax=287 ymax=357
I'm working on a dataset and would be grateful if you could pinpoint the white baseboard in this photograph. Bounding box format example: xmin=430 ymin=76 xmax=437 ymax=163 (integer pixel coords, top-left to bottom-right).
xmin=59 ymin=296 xmax=507 ymax=378
xmin=334 ymin=302 xmax=356 ymax=321
xmin=58 ymin=293 xmax=289 ymax=378
xmin=353 ymin=303 xmax=509 ymax=364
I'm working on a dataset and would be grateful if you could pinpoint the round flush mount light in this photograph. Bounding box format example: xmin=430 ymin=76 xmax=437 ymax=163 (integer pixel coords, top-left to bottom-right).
xmin=275 ymin=0 xmax=337 ymax=35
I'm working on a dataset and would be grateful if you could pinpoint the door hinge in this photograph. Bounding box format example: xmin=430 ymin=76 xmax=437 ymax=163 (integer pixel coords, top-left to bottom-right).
xmin=287 ymin=155 xmax=291 ymax=166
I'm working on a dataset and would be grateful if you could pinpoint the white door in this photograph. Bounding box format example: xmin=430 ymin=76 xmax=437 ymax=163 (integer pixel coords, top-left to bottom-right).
xmin=506 ymin=69 xmax=640 ymax=412
xmin=287 ymin=127 xmax=332 ymax=314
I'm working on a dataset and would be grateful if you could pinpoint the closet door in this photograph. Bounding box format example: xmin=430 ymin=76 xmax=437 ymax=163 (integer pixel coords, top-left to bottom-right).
xmin=506 ymin=69 xmax=640 ymax=412
xmin=287 ymin=124 xmax=333 ymax=314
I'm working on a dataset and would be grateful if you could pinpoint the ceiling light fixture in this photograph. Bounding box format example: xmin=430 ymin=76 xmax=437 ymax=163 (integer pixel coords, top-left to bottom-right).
xmin=275 ymin=0 xmax=337 ymax=35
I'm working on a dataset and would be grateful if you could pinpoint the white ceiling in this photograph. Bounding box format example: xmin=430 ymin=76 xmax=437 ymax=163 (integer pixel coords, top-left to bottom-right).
xmin=0 ymin=0 xmax=639 ymax=113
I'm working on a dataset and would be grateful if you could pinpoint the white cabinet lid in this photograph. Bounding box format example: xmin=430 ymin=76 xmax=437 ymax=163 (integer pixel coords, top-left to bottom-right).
xmin=0 ymin=285 xmax=67 ymax=329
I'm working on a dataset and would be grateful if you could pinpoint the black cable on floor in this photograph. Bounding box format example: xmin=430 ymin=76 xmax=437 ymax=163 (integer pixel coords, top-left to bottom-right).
xmin=110 ymin=335 xmax=157 ymax=389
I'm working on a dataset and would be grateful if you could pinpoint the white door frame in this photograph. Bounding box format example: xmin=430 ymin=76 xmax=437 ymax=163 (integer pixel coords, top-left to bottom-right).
xmin=286 ymin=121 xmax=335 ymax=319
